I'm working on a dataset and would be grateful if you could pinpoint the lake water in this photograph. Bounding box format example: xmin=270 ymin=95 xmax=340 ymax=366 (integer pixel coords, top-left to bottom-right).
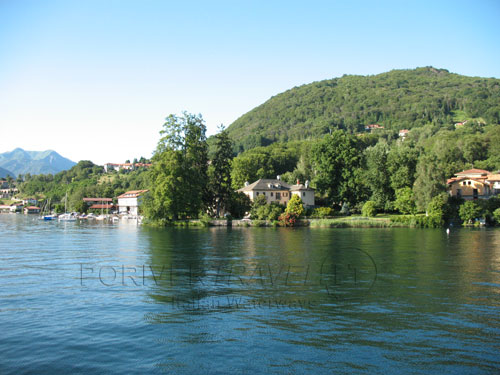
xmin=1 ymin=214 xmax=499 ymax=374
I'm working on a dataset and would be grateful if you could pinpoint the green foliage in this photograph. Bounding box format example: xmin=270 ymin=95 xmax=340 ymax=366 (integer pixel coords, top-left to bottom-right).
xmin=208 ymin=126 xmax=234 ymax=217
xmin=285 ymin=195 xmax=304 ymax=217
xmin=312 ymin=130 xmax=366 ymax=205
xmin=311 ymin=207 xmax=335 ymax=218
xmin=361 ymin=201 xmax=377 ymax=217
xmin=225 ymin=67 xmax=500 ymax=152
xmin=364 ymin=141 xmax=394 ymax=209
xmin=145 ymin=112 xmax=208 ymax=220
xmin=394 ymin=187 xmax=417 ymax=215
xmin=425 ymin=194 xmax=448 ymax=227
xmin=459 ymin=201 xmax=483 ymax=224
xmin=413 ymin=153 xmax=447 ymax=211
xmin=230 ymin=142 xmax=301 ymax=189
xmin=226 ymin=192 xmax=252 ymax=219
xmin=73 ymin=200 xmax=87 ymax=214
xmin=493 ymin=208 xmax=500 ymax=225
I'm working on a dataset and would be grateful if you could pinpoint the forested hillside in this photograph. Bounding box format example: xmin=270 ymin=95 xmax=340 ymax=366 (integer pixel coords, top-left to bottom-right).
xmin=226 ymin=67 xmax=500 ymax=152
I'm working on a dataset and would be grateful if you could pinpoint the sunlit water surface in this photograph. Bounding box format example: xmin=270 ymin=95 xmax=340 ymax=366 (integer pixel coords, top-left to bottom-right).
xmin=1 ymin=214 xmax=499 ymax=374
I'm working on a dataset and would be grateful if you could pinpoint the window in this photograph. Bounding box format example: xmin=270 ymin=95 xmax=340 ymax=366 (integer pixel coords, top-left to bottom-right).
xmin=256 ymin=192 xmax=259 ymax=196
xmin=276 ymin=192 xmax=281 ymax=200
xmin=468 ymin=181 xmax=471 ymax=185
xmin=271 ymin=192 xmax=273 ymax=197
xmin=457 ymin=189 xmax=461 ymax=198
xmin=302 ymin=192 xmax=305 ymax=197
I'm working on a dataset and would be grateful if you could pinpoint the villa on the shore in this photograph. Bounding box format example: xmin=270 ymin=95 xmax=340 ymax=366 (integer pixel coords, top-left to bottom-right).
xmin=447 ymin=169 xmax=500 ymax=200
xmin=117 ymin=190 xmax=149 ymax=215
xmin=237 ymin=178 xmax=315 ymax=208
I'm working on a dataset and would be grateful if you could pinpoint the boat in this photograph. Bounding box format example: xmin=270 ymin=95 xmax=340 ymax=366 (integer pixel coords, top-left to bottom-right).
xmin=59 ymin=192 xmax=77 ymax=221
xmin=39 ymin=199 xmax=57 ymax=220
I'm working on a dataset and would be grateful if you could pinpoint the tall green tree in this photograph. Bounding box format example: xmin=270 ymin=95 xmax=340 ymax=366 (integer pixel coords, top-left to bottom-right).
xmin=364 ymin=141 xmax=393 ymax=210
xmin=208 ymin=126 xmax=234 ymax=217
xmin=311 ymin=130 xmax=365 ymax=205
xmin=145 ymin=112 xmax=208 ymax=220
xmin=413 ymin=153 xmax=447 ymax=212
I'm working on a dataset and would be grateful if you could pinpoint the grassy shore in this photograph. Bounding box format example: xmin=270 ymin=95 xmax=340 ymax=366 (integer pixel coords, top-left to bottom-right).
xmin=144 ymin=214 xmax=444 ymax=228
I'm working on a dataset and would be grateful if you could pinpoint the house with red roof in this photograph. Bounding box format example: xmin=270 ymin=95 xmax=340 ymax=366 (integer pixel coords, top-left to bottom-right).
xmin=447 ymin=169 xmax=500 ymax=200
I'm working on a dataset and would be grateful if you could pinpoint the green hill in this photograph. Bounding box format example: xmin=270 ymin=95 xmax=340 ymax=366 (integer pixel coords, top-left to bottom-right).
xmin=226 ymin=67 xmax=500 ymax=152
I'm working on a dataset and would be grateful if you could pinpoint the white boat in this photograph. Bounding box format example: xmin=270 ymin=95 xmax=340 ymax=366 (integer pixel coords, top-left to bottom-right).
xmin=58 ymin=213 xmax=77 ymax=221
xmin=58 ymin=192 xmax=77 ymax=221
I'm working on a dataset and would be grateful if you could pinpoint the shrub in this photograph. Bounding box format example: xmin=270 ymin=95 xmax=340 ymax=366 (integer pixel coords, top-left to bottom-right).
xmin=394 ymin=187 xmax=417 ymax=215
xmin=459 ymin=201 xmax=483 ymax=224
xmin=311 ymin=207 xmax=334 ymax=218
xmin=278 ymin=212 xmax=298 ymax=227
xmin=426 ymin=194 xmax=448 ymax=227
xmin=361 ymin=201 xmax=377 ymax=217
xmin=493 ymin=208 xmax=500 ymax=225
xmin=285 ymin=195 xmax=304 ymax=217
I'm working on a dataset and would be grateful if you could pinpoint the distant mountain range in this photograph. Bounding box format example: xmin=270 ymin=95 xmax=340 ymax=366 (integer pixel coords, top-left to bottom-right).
xmin=0 ymin=166 xmax=14 ymax=178
xmin=0 ymin=148 xmax=76 ymax=176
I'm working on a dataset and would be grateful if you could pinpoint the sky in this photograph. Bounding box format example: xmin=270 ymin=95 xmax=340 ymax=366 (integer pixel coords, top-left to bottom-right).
xmin=1 ymin=0 xmax=499 ymax=165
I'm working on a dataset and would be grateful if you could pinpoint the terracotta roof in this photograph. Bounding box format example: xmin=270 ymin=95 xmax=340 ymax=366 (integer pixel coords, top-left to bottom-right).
xmin=89 ymin=204 xmax=115 ymax=209
xmin=117 ymin=190 xmax=149 ymax=198
xmin=25 ymin=206 xmax=40 ymax=210
xmin=83 ymin=197 xmax=113 ymax=202
xmin=455 ymin=169 xmax=490 ymax=176
xmin=486 ymin=174 xmax=500 ymax=181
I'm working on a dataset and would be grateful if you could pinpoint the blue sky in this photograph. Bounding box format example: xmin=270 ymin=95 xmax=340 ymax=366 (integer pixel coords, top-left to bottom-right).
xmin=1 ymin=0 xmax=499 ymax=164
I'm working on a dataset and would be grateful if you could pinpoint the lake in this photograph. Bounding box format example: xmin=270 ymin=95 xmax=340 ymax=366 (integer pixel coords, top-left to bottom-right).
xmin=1 ymin=214 xmax=499 ymax=374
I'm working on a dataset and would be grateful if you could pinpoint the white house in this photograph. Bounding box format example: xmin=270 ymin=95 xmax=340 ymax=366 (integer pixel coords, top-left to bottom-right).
xmin=117 ymin=190 xmax=149 ymax=215
xmin=237 ymin=178 xmax=315 ymax=208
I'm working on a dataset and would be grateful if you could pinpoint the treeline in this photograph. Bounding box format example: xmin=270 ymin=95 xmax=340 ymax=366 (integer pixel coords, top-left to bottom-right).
xmin=229 ymin=120 xmax=500 ymax=223
xmin=225 ymin=67 xmax=500 ymax=152
xmin=18 ymin=160 xmax=150 ymax=212
xmin=17 ymin=109 xmax=500 ymax=226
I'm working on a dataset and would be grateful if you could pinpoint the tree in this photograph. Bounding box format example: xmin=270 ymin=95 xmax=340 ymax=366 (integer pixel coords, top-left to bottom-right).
xmin=208 ymin=126 xmax=234 ymax=217
xmin=387 ymin=143 xmax=419 ymax=191
xmin=413 ymin=153 xmax=446 ymax=212
xmin=364 ymin=141 xmax=393 ymax=210
xmin=426 ymin=194 xmax=448 ymax=227
xmin=145 ymin=112 xmax=208 ymax=221
xmin=459 ymin=201 xmax=483 ymax=224
xmin=394 ymin=187 xmax=417 ymax=215
xmin=226 ymin=192 xmax=252 ymax=218
xmin=312 ymin=130 xmax=365 ymax=206
xmin=362 ymin=201 xmax=377 ymax=217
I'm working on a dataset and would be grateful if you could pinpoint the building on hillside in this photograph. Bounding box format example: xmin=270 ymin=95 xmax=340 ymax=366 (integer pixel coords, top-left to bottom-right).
xmin=237 ymin=178 xmax=315 ymax=208
xmin=0 ymin=179 xmax=8 ymax=189
xmin=117 ymin=190 xmax=149 ymax=215
xmin=22 ymin=198 xmax=38 ymax=206
xmin=24 ymin=206 xmax=40 ymax=214
xmin=447 ymin=169 xmax=500 ymax=200
xmin=365 ymin=124 xmax=384 ymax=132
xmin=398 ymin=129 xmax=410 ymax=139
xmin=0 ymin=188 xmax=18 ymax=199
xmin=103 ymin=163 xmax=152 ymax=173
xmin=9 ymin=203 xmax=23 ymax=213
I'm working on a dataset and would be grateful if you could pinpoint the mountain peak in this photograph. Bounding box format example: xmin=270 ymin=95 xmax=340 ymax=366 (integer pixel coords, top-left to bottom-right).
xmin=0 ymin=148 xmax=76 ymax=176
